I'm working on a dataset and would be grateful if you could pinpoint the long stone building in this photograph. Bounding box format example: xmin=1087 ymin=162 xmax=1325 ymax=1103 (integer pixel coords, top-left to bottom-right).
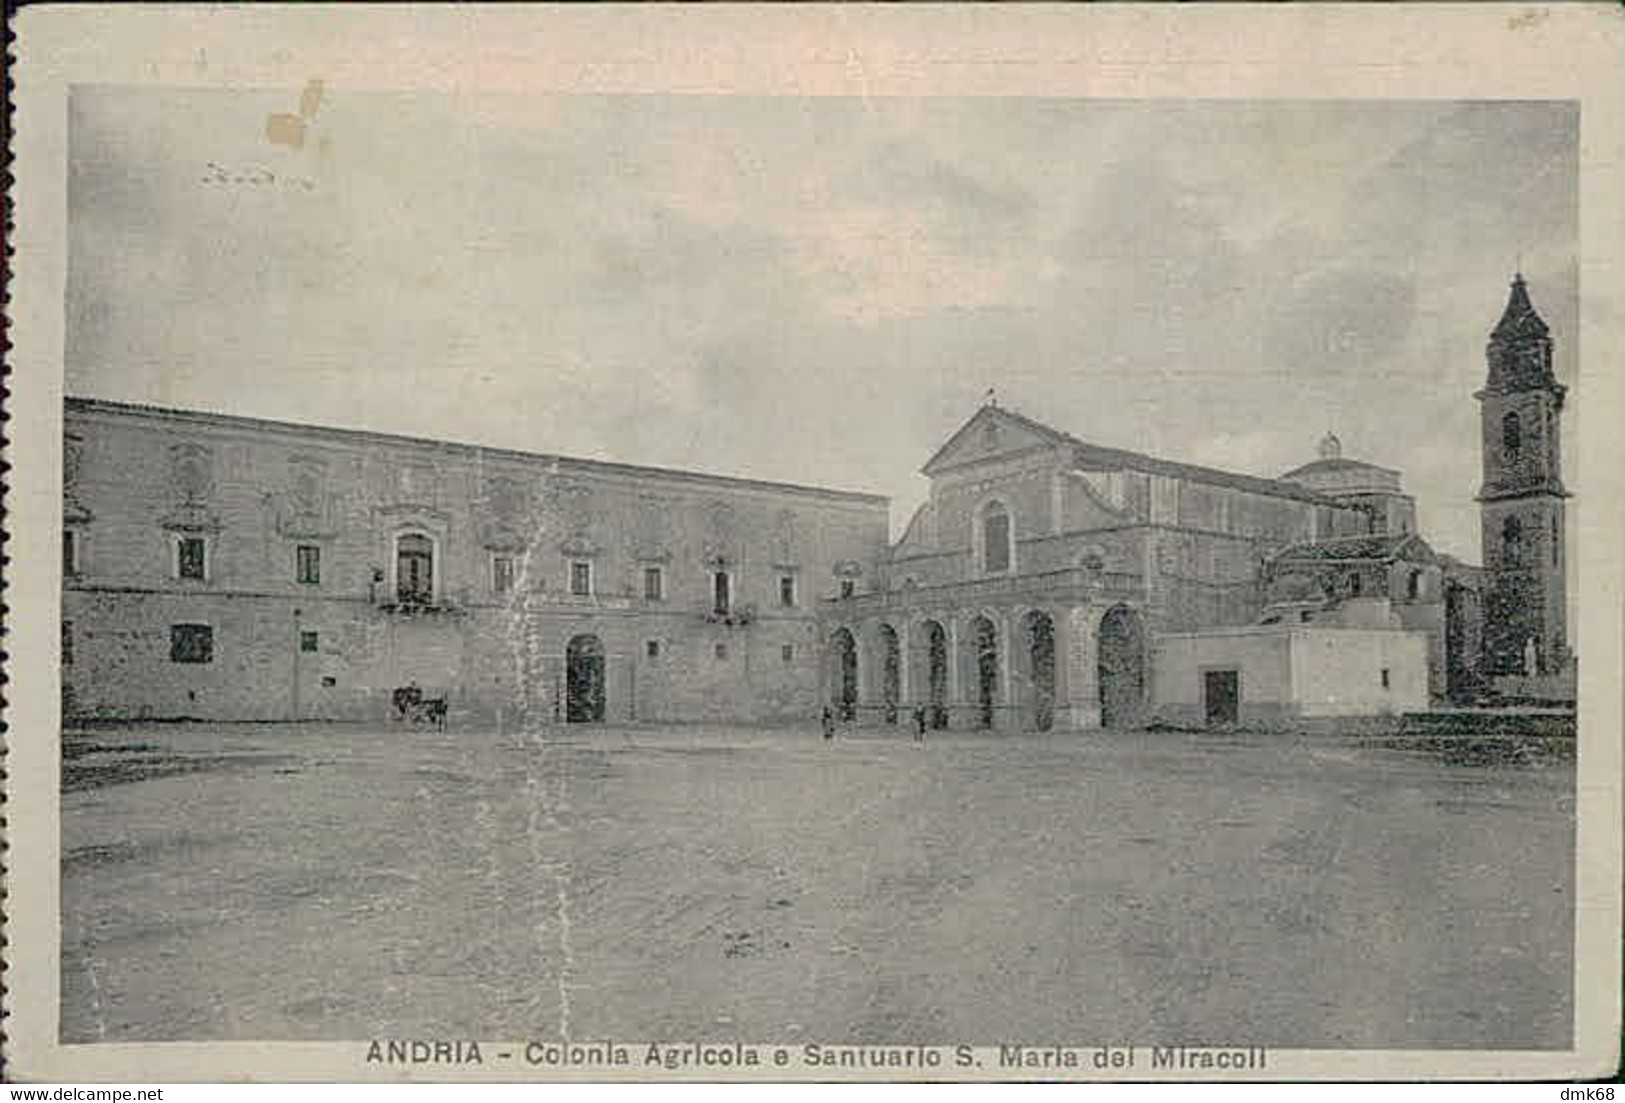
xmin=61 ymin=399 xmax=889 ymax=724
xmin=61 ymin=276 xmax=1567 ymax=729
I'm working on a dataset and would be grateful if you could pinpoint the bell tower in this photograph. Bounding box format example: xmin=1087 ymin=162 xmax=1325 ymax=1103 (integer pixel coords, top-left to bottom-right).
xmin=1477 ymin=273 xmax=1568 ymax=676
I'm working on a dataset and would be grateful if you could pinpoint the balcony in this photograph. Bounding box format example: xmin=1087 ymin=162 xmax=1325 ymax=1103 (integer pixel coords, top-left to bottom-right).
xmin=703 ymin=603 xmax=757 ymax=628
xmin=375 ymin=596 xmax=466 ymax=618
xmin=821 ymin=566 xmax=1145 ymax=615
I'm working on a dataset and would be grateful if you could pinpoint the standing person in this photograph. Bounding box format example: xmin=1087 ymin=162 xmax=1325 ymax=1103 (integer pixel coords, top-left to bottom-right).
xmin=821 ymin=705 xmax=834 ymax=741
xmin=913 ymin=705 xmax=927 ymax=742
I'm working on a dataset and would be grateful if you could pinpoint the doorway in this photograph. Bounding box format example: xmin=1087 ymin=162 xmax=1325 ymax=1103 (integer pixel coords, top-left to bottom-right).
xmin=566 ymin=634 xmax=606 ymax=722
xmin=1098 ymin=605 xmax=1147 ymax=729
xmin=1203 ymin=669 xmax=1240 ymax=727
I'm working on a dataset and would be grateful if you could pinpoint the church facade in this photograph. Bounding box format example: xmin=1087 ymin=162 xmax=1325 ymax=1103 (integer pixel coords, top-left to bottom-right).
xmin=60 ymin=277 xmax=1568 ymax=728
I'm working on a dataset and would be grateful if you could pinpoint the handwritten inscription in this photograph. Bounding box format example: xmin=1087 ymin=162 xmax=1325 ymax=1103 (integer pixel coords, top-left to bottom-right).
xmin=200 ymin=161 xmax=315 ymax=191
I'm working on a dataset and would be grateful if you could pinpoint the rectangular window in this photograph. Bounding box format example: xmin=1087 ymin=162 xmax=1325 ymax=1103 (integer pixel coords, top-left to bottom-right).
xmin=176 ymin=536 xmax=207 ymax=580
xmin=569 ymin=560 xmax=592 ymax=596
xmin=781 ymin=643 xmax=794 ymax=663
xmin=170 ymin=623 xmax=214 ymax=664
xmin=300 ymin=630 xmax=319 ymax=653
xmin=644 ymin=566 xmax=665 ymax=601
xmin=63 ymin=529 xmax=79 ymax=576
xmin=715 ymin=642 xmax=728 ymax=660
xmin=712 ymin=571 xmax=732 ymax=615
xmin=778 ymin=574 xmax=797 ymax=608
xmin=839 ymin=579 xmax=856 ymax=600
xmin=646 ymin=640 xmax=661 ymax=659
xmin=62 ymin=620 xmax=74 ymax=666
xmin=296 ymin=544 xmax=321 ymax=585
xmin=1380 ymin=668 xmax=1391 ymax=690
xmin=396 ymin=533 xmax=434 ymax=605
xmin=492 ymin=554 xmax=516 ymax=594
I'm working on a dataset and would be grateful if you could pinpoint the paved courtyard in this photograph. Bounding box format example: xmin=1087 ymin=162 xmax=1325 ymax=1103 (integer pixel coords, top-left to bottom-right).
xmin=61 ymin=722 xmax=1574 ymax=1048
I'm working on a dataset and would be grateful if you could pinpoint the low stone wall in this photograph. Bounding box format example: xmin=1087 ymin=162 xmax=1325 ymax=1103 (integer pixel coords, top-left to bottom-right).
xmin=1401 ymin=708 xmax=1576 ymax=738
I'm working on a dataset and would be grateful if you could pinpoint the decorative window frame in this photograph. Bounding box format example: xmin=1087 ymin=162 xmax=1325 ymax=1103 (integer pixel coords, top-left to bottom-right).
xmin=710 ymin=567 xmax=734 ymax=615
xmin=295 ymin=543 xmax=323 ymax=586
xmin=171 ymin=532 xmax=213 ymax=582
xmin=568 ymin=558 xmax=595 ymax=598
xmin=491 ymin=551 xmax=518 ymax=595
xmin=975 ymin=495 xmax=1017 ymax=576
xmin=643 ymin=564 xmax=667 ymax=602
xmin=777 ymin=571 xmax=799 ymax=608
xmin=390 ymin=528 xmax=443 ymax=606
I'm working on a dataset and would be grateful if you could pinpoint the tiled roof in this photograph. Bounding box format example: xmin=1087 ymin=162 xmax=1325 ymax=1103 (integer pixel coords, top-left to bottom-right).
xmin=1279 ymin=456 xmax=1400 ymax=481
xmin=989 ymin=405 xmax=1342 ymax=506
xmin=1273 ymin=532 xmax=1436 ymax=563
xmin=64 ymin=396 xmax=889 ymax=505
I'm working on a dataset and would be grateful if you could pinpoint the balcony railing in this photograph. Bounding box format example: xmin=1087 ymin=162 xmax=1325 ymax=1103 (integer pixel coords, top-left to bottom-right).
xmin=821 ymin=566 xmax=1145 ymax=613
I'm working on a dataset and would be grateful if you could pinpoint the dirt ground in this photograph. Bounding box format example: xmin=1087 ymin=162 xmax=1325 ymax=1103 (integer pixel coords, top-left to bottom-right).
xmin=60 ymin=722 xmax=1574 ymax=1048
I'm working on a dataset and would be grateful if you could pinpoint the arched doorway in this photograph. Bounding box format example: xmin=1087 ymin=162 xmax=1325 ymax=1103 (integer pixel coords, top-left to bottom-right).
xmin=878 ymin=623 xmax=901 ymax=724
xmin=1098 ymin=606 xmax=1146 ymax=729
xmin=565 ymin=634 xmax=606 ymax=722
xmin=969 ymin=615 xmax=999 ymax=730
xmin=829 ymin=628 xmax=858 ymax=721
xmin=922 ymin=619 xmax=949 ymax=729
xmin=1022 ymin=610 xmax=1056 ymax=732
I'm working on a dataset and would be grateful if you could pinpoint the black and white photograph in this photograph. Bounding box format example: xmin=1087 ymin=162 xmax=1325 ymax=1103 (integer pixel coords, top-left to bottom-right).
xmin=6 ymin=4 xmax=1622 ymax=1084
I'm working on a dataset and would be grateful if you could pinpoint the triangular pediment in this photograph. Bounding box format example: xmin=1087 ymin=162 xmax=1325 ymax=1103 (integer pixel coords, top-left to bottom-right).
xmin=921 ymin=406 xmax=1070 ymax=475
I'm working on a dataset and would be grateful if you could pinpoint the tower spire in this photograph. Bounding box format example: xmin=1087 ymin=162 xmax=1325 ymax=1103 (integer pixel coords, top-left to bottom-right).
xmin=1485 ymin=272 xmax=1554 ymax=393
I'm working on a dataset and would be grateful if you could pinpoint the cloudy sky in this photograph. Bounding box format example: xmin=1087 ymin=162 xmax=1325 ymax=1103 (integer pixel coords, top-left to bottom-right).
xmin=67 ymin=89 xmax=1577 ymax=560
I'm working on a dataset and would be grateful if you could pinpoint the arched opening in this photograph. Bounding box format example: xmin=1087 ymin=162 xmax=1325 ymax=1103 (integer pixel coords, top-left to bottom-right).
xmin=969 ymin=615 xmax=999 ymax=729
xmin=981 ymin=501 xmax=1012 ymax=574
xmin=829 ymin=628 xmax=858 ymax=721
xmin=1098 ymin=605 xmax=1147 ymax=730
xmin=1502 ymin=411 xmax=1522 ymax=462
xmin=396 ymin=533 xmax=434 ymax=606
xmin=878 ymin=623 xmax=901 ymax=724
xmin=1021 ymin=610 xmax=1056 ymax=732
xmin=565 ymin=634 xmax=606 ymax=722
xmin=1502 ymin=516 xmax=1525 ymax=567
xmin=922 ymin=619 xmax=949 ymax=729
xmin=1405 ymin=568 xmax=1424 ymax=601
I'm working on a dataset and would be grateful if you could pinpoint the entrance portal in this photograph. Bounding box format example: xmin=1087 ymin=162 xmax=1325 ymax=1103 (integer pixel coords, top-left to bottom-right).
xmin=565 ymin=634 xmax=606 ymax=723
xmin=1098 ymin=605 xmax=1147 ymax=729
xmin=1204 ymin=669 xmax=1240 ymax=727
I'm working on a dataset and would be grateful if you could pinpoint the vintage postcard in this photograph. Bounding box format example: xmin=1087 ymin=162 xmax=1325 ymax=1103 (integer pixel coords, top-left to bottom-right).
xmin=5 ymin=3 xmax=1622 ymax=1084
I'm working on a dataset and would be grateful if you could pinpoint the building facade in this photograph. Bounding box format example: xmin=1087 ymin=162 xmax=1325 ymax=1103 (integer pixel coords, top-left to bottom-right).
xmin=819 ymin=404 xmax=1402 ymax=730
xmin=61 ymin=277 xmax=1564 ymax=730
xmin=61 ymin=398 xmax=889 ymax=724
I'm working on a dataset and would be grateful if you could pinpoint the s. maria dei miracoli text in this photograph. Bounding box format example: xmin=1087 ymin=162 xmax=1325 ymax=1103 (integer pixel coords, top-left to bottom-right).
xmin=60 ymin=276 xmax=1570 ymax=731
